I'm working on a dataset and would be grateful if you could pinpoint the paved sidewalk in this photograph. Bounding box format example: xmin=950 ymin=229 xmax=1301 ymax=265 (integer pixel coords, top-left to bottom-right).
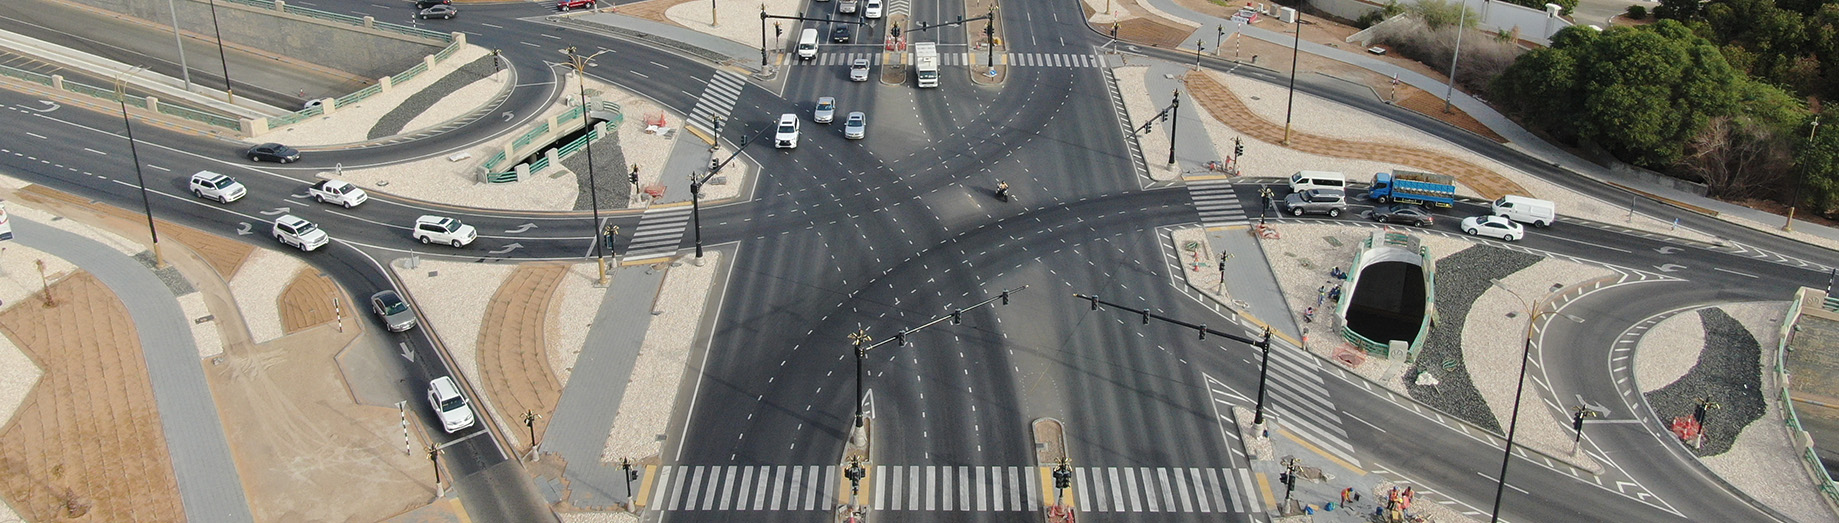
xmin=1132 ymin=0 xmax=1839 ymax=244
xmin=1208 ymin=225 xmax=1301 ymax=342
xmin=567 ymin=12 xmax=763 ymax=71
xmin=13 ymin=217 xmax=254 ymax=523
xmin=541 ymin=264 xmax=668 ymax=509
xmin=1143 ymin=62 xmax=1224 ymax=177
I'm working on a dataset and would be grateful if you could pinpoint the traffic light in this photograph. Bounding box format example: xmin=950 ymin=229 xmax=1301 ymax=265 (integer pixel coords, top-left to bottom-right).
xmin=1234 ymin=137 xmax=1244 ymax=157
xmin=774 ymin=23 xmax=783 ymax=37
xmin=891 ymin=25 xmax=901 ymax=38
xmin=1053 ymin=465 xmax=1071 ymax=490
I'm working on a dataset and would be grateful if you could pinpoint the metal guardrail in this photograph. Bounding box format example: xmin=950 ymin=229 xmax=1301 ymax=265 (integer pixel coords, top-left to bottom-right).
xmin=0 ymin=64 xmax=53 ymax=86
xmin=159 ymin=102 xmax=240 ymax=129
xmin=558 ymin=105 xmax=584 ymax=125
xmin=391 ymin=62 xmax=430 ymax=86
xmin=61 ymin=79 xmax=117 ymax=101
xmin=485 ymin=170 xmax=518 ymax=183
xmin=1775 ymin=288 xmax=1839 ymax=514
xmin=266 ymin=104 xmax=322 ymax=128
xmin=481 ymin=150 xmax=507 ymax=173
xmin=434 ymin=40 xmax=461 ymax=62
xmin=511 ymin=122 xmax=549 ymax=151
xmin=373 ymin=20 xmax=448 ymax=41
xmin=528 ymin=156 xmax=550 ymax=174
xmin=484 ymin=102 xmax=623 ymax=183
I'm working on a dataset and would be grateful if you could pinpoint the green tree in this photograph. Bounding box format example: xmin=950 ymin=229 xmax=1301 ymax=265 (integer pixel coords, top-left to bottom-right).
xmin=1792 ymin=119 xmax=1839 ymax=216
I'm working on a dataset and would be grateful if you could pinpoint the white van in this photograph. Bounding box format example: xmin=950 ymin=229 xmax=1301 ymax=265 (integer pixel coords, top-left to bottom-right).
xmin=1492 ymin=195 xmax=1556 ymax=227
xmin=796 ymin=28 xmax=819 ymax=60
xmin=1288 ymin=170 xmax=1347 ymax=193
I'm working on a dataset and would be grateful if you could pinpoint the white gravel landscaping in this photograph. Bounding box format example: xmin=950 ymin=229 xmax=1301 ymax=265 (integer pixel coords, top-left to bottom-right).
xmin=665 ymin=0 xmax=805 ymax=49
xmin=1115 ymin=67 xmax=1186 ymax=181
xmin=398 ymin=65 xmax=511 ymax=133
xmin=1635 ymin=309 xmax=1706 ymax=394
xmin=547 ymin=262 xmax=603 ymax=386
xmin=179 ymin=292 xmax=222 ymax=360
xmin=254 ymin=45 xmax=494 ymax=146
xmin=1 ymin=198 xmax=147 ymax=258
xmin=601 ymin=253 xmax=722 ymax=464
xmin=1464 ymin=260 xmax=1612 ymax=469
xmin=1202 ymin=70 xmax=1720 ymax=243
xmin=390 ymin=257 xmax=519 ymax=385
xmin=226 ymin=248 xmax=306 ymax=345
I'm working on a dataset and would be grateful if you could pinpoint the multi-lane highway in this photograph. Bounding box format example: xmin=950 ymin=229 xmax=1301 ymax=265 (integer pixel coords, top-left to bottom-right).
xmin=0 ymin=0 xmax=1833 ymax=521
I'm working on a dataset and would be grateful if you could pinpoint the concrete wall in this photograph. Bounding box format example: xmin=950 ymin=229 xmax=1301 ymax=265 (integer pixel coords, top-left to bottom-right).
xmin=63 ymin=0 xmax=440 ymax=81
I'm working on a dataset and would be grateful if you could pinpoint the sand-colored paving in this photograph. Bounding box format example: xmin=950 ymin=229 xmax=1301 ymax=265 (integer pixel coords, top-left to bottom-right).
xmin=477 ymin=264 xmax=570 ymax=450
xmin=279 ymin=270 xmax=341 ymax=334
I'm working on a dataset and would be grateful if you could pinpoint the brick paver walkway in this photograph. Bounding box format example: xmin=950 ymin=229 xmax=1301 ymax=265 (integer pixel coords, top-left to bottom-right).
xmin=477 ymin=264 xmax=569 ymax=448
xmin=279 ymin=271 xmax=340 ymax=334
xmin=0 ymin=272 xmax=184 ymax=522
xmin=1186 ymin=63 xmax=1528 ymax=199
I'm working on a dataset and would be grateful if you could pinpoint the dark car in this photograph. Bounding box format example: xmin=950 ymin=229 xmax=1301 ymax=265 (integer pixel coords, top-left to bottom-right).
xmin=417 ymin=4 xmax=457 ymax=18
xmin=1370 ymin=203 xmax=1434 ymax=226
xmin=246 ymin=143 xmax=300 ymax=163
xmin=831 ymin=25 xmax=852 ymax=43
xmin=414 ymin=0 xmax=450 ymax=8
xmin=370 ymin=290 xmax=418 ymax=332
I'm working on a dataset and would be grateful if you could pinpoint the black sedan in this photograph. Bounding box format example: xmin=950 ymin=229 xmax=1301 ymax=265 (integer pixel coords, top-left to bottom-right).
xmin=831 ymin=25 xmax=852 ymax=43
xmin=246 ymin=143 xmax=300 ymax=163
xmin=1370 ymin=203 xmax=1435 ymax=226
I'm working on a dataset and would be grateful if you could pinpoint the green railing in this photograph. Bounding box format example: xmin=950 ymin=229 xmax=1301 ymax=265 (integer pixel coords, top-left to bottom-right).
xmin=374 ymin=20 xmax=449 ymax=41
xmin=336 ymin=83 xmax=383 ymax=107
xmin=0 ymin=64 xmax=53 ymax=86
xmin=558 ymin=105 xmax=584 ymax=125
xmin=512 ymin=122 xmax=550 ymax=151
xmin=1775 ymin=289 xmax=1839 ymax=514
xmin=284 ymin=4 xmax=366 ymax=25
xmin=61 ymin=79 xmax=117 ymax=101
xmin=434 ymin=40 xmax=462 ymax=62
xmin=485 ymin=170 xmax=518 ymax=183
xmin=481 ymin=151 xmax=508 ymax=173
xmin=391 ymin=61 xmax=430 ymax=86
xmin=528 ymin=156 xmax=550 ymax=174
xmin=267 ymin=104 xmax=323 ymax=128
xmin=160 ymin=102 xmax=241 ymax=129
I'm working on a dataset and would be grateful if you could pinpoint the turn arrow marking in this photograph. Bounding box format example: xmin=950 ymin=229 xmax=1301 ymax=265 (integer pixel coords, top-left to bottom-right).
xmin=259 ymin=207 xmax=292 ymax=216
xmin=27 ymin=101 xmax=58 ymax=112
xmin=1654 ymin=263 xmax=1686 ymax=272
xmin=504 ymin=223 xmax=538 ymax=233
xmin=1655 ymin=246 xmax=1682 ymax=254
xmin=235 ymin=222 xmax=253 ymax=235
xmin=861 ymin=389 xmax=877 ymax=419
xmin=488 ymin=243 xmax=523 ymax=254
xmin=399 ymin=342 xmax=415 ymax=362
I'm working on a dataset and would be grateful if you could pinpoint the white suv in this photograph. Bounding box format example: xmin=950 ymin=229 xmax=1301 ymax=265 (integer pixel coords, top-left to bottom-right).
xmin=188 ymin=171 xmax=246 ymax=203
xmin=272 ymin=214 xmax=330 ymax=251
xmin=412 ymin=215 xmax=477 ymax=247
xmin=774 ymin=113 xmax=800 ymax=149
xmin=427 ymin=376 xmax=476 ymax=433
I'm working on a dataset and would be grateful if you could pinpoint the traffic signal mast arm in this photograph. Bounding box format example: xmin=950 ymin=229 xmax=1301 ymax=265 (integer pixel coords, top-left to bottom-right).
xmin=857 ymin=286 xmax=1029 ymax=353
xmin=1072 ymin=293 xmax=1266 ymax=347
xmin=912 ymin=12 xmax=995 ymax=32
xmin=696 ymin=126 xmax=775 ymax=188
xmin=761 ymin=10 xmax=870 ymax=27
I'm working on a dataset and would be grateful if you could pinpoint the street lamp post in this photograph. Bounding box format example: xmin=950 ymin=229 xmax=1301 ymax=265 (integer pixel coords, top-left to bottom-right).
xmin=560 ymin=46 xmax=614 ymax=285
xmin=1167 ymin=90 xmax=1180 ymax=165
xmin=205 ymin=0 xmax=234 ymax=103
xmin=1786 ymin=114 xmax=1820 ymax=231
xmin=1442 ymin=4 xmax=1468 ymax=114
xmin=165 ymin=0 xmax=193 ymax=90
xmin=984 ymin=7 xmax=998 ymax=77
xmin=849 ymin=328 xmax=871 ymax=432
xmin=113 ymin=66 xmax=164 ymax=267
xmin=1487 ymin=279 xmax=1585 ymax=523
xmin=1281 ymin=16 xmax=1310 ymax=146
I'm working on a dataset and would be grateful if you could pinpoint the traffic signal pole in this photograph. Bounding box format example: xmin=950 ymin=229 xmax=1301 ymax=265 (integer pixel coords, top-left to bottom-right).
xmin=1073 ymin=293 xmax=1275 ymax=423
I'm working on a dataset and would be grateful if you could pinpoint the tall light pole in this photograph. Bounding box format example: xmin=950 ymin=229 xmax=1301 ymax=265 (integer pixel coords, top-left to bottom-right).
xmin=1487 ymin=279 xmax=1584 ymax=523
xmin=1785 ymin=114 xmax=1820 ymax=231
xmin=1281 ymin=17 xmax=1311 ymax=145
xmin=114 ymin=66 xmax=164 ymax=267
xmin=1442 ymin=4 xmax=1469 ymax=114
xmin=205 ymin=0 xmax=233 ymax=103
xmin=165 ymin=0 xmax=193 ymax=90
xmin=1167 ymin=90 xmax=1180 ymax=165
xmin=560 ymin=46 xmax=614 ymax=284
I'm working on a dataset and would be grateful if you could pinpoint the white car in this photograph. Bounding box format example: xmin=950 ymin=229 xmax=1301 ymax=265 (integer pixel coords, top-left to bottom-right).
xmin=272 ymin=214 xmax=330 ymax=251
xmin=840 ymin=0 xmax=858 ymax=13
xmin=412 ymin=215 xmax=478 ymax=247
xmin=188 ymin=171 xmax=246 ymax=203
xmin=843 ymin=112 xmax=866 ymax=139
xmin=849 ymin=58 xmax=871 ymax=82
xmin=427 ymin=376 xmax=476 ymax=433
xmin=814 ymin=96 xmax=836 ymax=123
xmin=774 ymin=113 xmax=800 ymax=149
xmin=864 ymin=0 xmax=882 ymax=18
xmin=1461 ymin=215 xmax=1524 ymax=242
xmin=308 ymin=179 xmax=368 ymax=208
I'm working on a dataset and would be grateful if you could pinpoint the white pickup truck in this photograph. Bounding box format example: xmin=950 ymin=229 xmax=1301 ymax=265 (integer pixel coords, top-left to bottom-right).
xmin=309 ymin=180 xmax=369 ymax=208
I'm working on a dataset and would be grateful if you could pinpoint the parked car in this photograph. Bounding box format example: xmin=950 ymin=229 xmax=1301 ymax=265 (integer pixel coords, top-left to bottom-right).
xmin=426 ymin=377 xmax=477 ymax=433
xmin=864 ymin=0 xmax=883 ymax=18
xmin=843 ymin=112 xmax=866 ymax=139
xmin=188 ymin=171 xmax=245 ymax=203
xmin=412 ymin=215 xmax=478 ymax=247
xmin=1370 ymin=203 xmax=1433 ymax=227
xmin=814 ymin=97 xmax=836 ymax=123
xmin=849 ymin=58 xmax=870 ymax=81
xmin=246 ymin=143 xmax=300 ymax=163
xmin=1461 ymin=215 xmax=1524 ymax=242
xmin=271 ymin=214 xmax=329 ymax=251
xmin=557 ymin=0 xmax=596 ymax=10
xmin=775 ymin=113 xmax=800 ymax=149
xmin=417 ymin=5 xmax=457 ymax=18
xmin=370 ymin=290 xmax=418 ymax=332
xmin=1282 ymin=188 xmax=1347 ymax=217
xmin=308 ymin=179 xmax=368 ymax=208
xmin=831 ymin=25 xmax=853 ymax=43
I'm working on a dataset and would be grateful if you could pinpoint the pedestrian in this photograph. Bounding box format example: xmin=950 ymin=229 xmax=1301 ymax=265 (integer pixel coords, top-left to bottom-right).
xmin=1341 ymin=487 xmax=1353 ymax=505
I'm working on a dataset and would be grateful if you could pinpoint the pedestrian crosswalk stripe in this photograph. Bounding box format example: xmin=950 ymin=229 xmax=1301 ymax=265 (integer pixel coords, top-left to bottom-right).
xmin=650 ymin=464 xmax=1252 ymax=512
xmin=794 ymin=51 xmax=1100 ymax=68
xmin=622 ymin=206 xmax=694 ymax=260
xmin=1186 ymin=179 xmax=1248 ymax=227
xmin=686 ymin=70 xmax=745 ymax=138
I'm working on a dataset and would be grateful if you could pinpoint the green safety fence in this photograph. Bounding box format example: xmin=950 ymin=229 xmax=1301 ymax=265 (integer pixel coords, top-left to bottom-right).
xmin=485 ymin=170 xmax=518 ymax=183
xmin=0 ymin=64 xmax=53 ymax=86
xmin=336 ymin=84 xmax=383 ymax=108
xmin=391 ymin=62 xmax=430 ymax=86
xmin=374 ymin=20 xmax=449 ymax=41
xmin=61 ymin=79 xmax=117 ymax=101
xmin=1775 ymin=290 xmax=1839 ymax=511
xmin=434 ymin=41 xmax=461 ymax=62
xmin=528 ymin=156 xmax=550 ymax=174
xmin=159 ymin=103 xmax=241 ymax=130
xmin=558 ymin=105 xmax=583 ymax=125
xmin=512 ymin=122 xmax=550 ymax=151
xmin=266 ymin=104 xmax=323 ymax=128
xmin=481 ymin=151 xmax=507 ymax=173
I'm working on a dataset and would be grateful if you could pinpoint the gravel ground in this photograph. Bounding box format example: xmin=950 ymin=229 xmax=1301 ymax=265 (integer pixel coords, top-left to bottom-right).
xmin=226 ymin=248 xmax=306 ymax=344
xmin=1115 ymin=66 xmax=1187 ymax=181
xmin=547 ymin=263 xmax=603 ymax=387
xmin=397 ymin=67 xmax=507 ymax=134
xmin=390 ymin=257 xmax=519 ymax=385
xmin=254 ymin=45 xmax=493 ymax=146
xmin=178 ymin=292 xmax=222 ymax=360
xmin=1205 ymin=71 xmax=1720 ymax=242
xmin=1463 ymin=261 xmax=1611 ymax=468
xmin=1636 ymin=310 xmax=1706 ymax=394
xmin=560 ymin=125 xmax=633 ymax=211
xmin=1643 ymin=307 xmax=1765 ymax=457
xmin=600 ymin=253 xmax=722 ymax=464
xmin=368 ymin=53 xmax=500 ymax=140
xmin=559 ymin=511 xmax=638 ymax=523
xmin=1407 ymin=244 xmax=1544 ymax=433
xmin=663 ymin=0 xmax=804 ymax=49
xmin=608 ymin=93 xmax=677 ymax=209
xmin=1696 ymin=303 xmax=1834 ymax=521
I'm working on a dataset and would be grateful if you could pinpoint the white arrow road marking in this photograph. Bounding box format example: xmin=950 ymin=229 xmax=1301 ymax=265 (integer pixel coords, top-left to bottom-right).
xmin=27 ymin=101 xmax=58 ymax=112
xmin=291 ymin=191 xmax=311 ymax=198
xmin=259 ymin=207 xmax=292 ymax=216
xmin=861 ymin=389 xmax=877 ymax=419
xmin=1712 ymin=267 xmax=1757 ymax=278
xmin=505 ymin=223 xmax=538 ymax=233
xmin=1654 ymin=246 xmax=1682 ymax=254
xmin=399 ymin=342 xmax=415 ymax=362
xmin=236 ymin=222 xmax=253 ymax=235
xmin=488 ymin=243 xmax=523 ymax=254
xmin=1653 ymin=263 xmax=1686 ymax=272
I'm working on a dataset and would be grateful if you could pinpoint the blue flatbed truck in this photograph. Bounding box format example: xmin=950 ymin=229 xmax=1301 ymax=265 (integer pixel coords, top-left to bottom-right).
xmin=1369 ymin=170 xmax=1456 ymax=208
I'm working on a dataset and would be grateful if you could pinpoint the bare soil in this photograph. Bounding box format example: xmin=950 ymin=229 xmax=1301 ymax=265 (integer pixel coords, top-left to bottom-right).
xmin=477 ymin=264 xmax=569 ymax=451
xmin=0 ymin=271 xmax=184 ymax=523
xmin=13 ymin=185 xmax=255 ymax=278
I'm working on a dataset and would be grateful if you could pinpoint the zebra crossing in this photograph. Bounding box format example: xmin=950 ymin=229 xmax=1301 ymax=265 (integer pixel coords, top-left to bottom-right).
xmin=685 ymin=70 xmax=745 ymax=139
xmin=1186 ymin=179 xmax=1249 ymax=227
xmin=797 ymin=52 xmax=1102 ymax=68
xmin=621 ymin=205 xmax=693 ymax=261
xmin=648 ymin=464 xmax=1259 ymax=514
xmin=1262 ymin=343 xmax=1360 ymax=467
